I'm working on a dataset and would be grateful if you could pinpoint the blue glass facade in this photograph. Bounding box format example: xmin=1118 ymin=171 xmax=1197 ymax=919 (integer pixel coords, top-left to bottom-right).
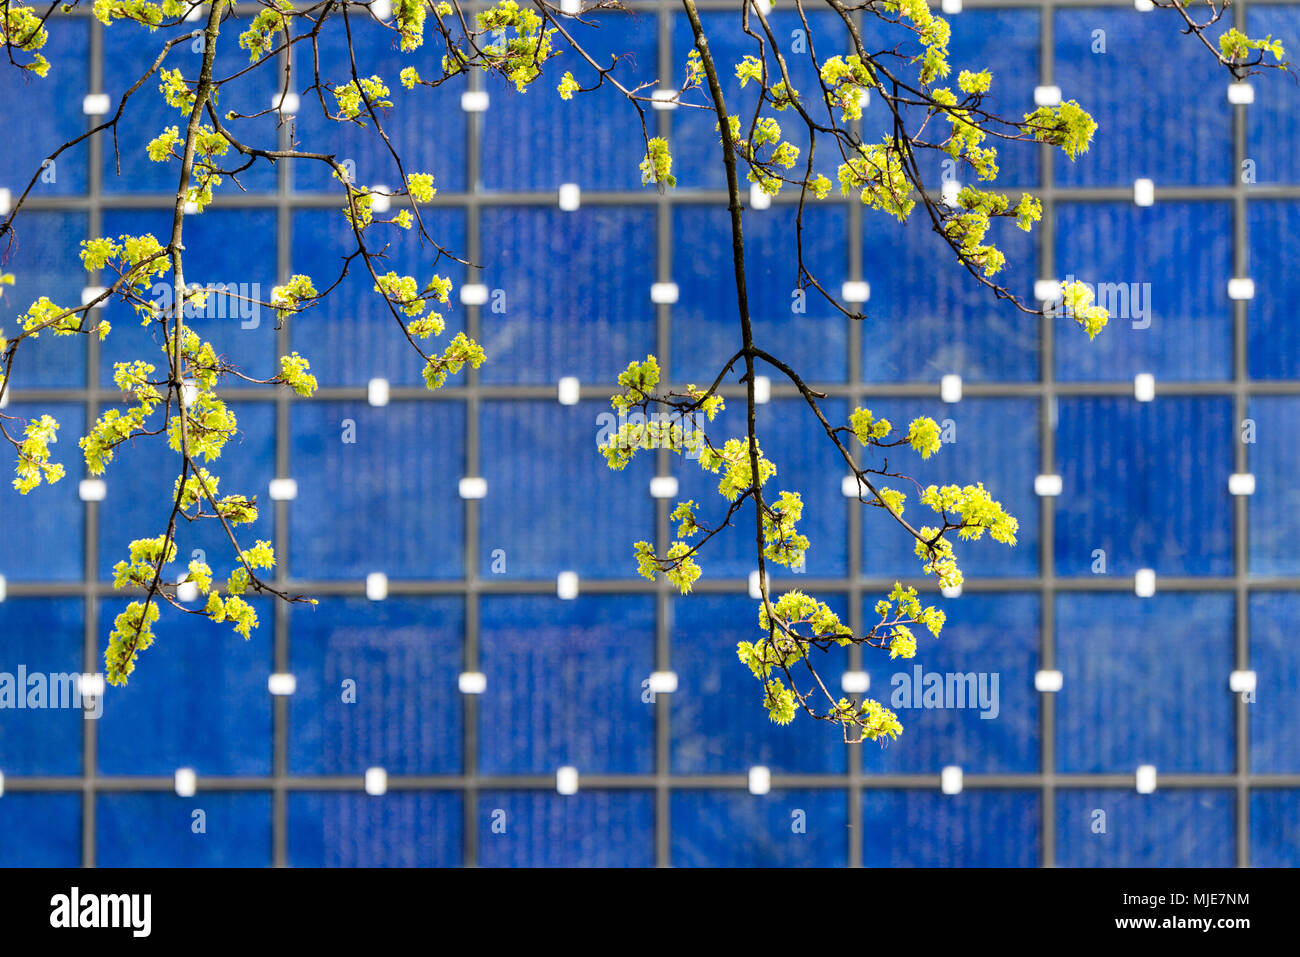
xmin=1 ymin=1 xmax=1298 ymax=867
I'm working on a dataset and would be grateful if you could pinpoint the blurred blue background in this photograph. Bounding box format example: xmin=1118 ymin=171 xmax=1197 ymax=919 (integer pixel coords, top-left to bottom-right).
xmin=1 ymin=1 xmax=1299 ymax=867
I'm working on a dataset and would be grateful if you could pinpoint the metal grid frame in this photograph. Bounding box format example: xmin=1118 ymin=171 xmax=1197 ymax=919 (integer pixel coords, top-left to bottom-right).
xmin=2 ymin=0 xmax=1299 ymax=868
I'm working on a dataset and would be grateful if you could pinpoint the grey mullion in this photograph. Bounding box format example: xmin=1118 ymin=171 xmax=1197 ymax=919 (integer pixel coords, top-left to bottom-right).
xmin=9 ymin=770 xmax=1300 ymax=792
xmin=845 ymin=3 xmax=868 ymax=873
xmin=24 ymin=183 xmax=1300 ymax=214
xmin=25 ymin=376 xmax=1300 ymax=406
xmin=272 ymin=35 xmax=295 ymax=870
xmin=45 ymin=0 xmax=1300 ymax=19
xmin=46 ymin=0 xmax=1300 ymax=9
xmin=1039 ymin=0 xmax=1057 ymax=869
xmin=654 ymin=0 xmax=675 ymax=871
xmin=15 ymin=572 xmax=1300 ymax=597
xmin=1232 ymin=0 xmax=1252 ymax=871
xmin=81 ymin=17 xmax=107 ymax=871
xmin=461 ymin=61 xmax=485 ymax=870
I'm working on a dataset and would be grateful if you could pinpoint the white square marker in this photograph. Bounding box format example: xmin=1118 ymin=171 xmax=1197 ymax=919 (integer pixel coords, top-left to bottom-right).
xmin=77 ymin=673 xmax=105 ymax=699
xmin=649 ymin=476 xmax=679 ymax=499
xmin=941 ymin=0 xmax=962 ymax=14
xmin=557 ymin=376 xmax=581 ymax=406
xmin=0 ymin=188 xmax=9 ymax=216
xmin=560 ymin=0 xmax=582 ymax=13
xmin=0 ymin=575 xmax=7 ymax=603
xmin=1035 ymin=669 xmax=1064 ymax=693
xmin=81 ymin=286 xmax=106 ymax=308
xmin=1228 ymin=473 xmax=1256 ymax=496
xmin=460 ymin=283 xmax=489 ymax=306
xmin=458 ymin=477 xmax=488 ymax=500
xmin=651 ymin=89 xmax=678 ymax=111
xmin=556 ymin=766 xmax=580 ymax=795
xmin=458 ymin=671 xmax=487 ymax=695
xmin=460 ymin=90 xmax=489 ymax=113
xmin=557 ymin=571 xmax=579 ymax=600
xmin=940 ymin=373 xmax=962 ymax=403
xmin=857 ymin=88 xmax=871 ymax=110
xmin=370 ymin=0 xmax=393 ymax=19
xmin=1034 ymin=474 xmax=1063 ymax=497
xmin=942 ymin=583 xmax=963 ymax=599
xmin=79 ymin=479 xmax=106 ymax=502
xmin=82 ymin=93 xmax=110 ymax=116
xmin=176 ymin=579 xmax=199 ymax=604
xmin=841 ymin=671 xmax=870 ymax=694
xmin=183 ymin=200 xmax=200 ymax=216
xmin=941 ymin=180 xmax=961 ymax=208
xmin=0 ymin=771 xmax=5 ymax=797
xmin=648 ymin=671 xmax=678 ymax=694
xmin=1229 ymin=670 xmax=1256 ymax=694
xmin=365 ymin=572 xmax=388 ymax=601
xmin=558 ymin=183 xmax=581 ymax=211
xmin=1133 ymin=178 xmax=1155 ymax=207
xmin=269 ymin=477 xmax=298 ymax=501
xmin=1034 ymin=279 xmax=1062 ymax=304
xmin=272 ymin=92 xmax=300 ymax=114
xmin=841 ymin=280 xmax=870 ymax=304
xmin=174 ymin=768 xmax=197 ymax=798
xmin=941 ymin=765 xmax=963 ymax=795
xmin=650 ymin=282 xmax=679 ymax=304
xmin=0 ymin=386 xmax=8 ymax=409
xmin=748 ymin=570 xmax=763 ymax=600
xmin=1227 ymin=82 xmax=1254 ymax=105
xmin=753 ymin=375 xmax=771 ymax=405
xmin=1222 ymin=670 xmax=1253 ymax=696
xmin=748 ymin=766 xmax=771 ymax=796
xmin=364 ymin=767 xmax=388 ymax=796
xmin=367 ymin=377 xmax=390 ymax=407
xmin=1134 ymin=0 xmax=1154 ymax=11
xmin=268 ymin=673 xmax=297 ymax=696
xmin=1134 ymin=568 xmax=1157 ymax=598
xmin=1033 ymin=85 xmax=1062 ymax=107
xmin=1134 ymin=372 xmax=1156 ymax=402
xmin=841 ymin=474 xmax=862 ymax=499
xmin=1135 ymin=764 xmax=1157 ymax=794
xmin=753 ymin=0 xmax=772 ymax=14
xmin=749 ymin=182 xmax=772 ymax=210
xmin=185 ymin=4 xmax=204 ymax=20
xmin=1227 ymin=278 xmax=1255 ymax=301
xmin=369 ymin=187 xmax=391 ymax=214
